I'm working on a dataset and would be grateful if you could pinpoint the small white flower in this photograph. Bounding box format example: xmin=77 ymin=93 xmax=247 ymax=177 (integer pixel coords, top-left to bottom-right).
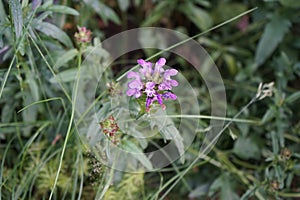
xmin=256 ymin=82 xmax=275 ymax=100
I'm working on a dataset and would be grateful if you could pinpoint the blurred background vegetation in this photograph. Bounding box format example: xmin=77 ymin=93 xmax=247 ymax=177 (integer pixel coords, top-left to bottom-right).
xmin=0 ymin=0 xmax=300 ymax=199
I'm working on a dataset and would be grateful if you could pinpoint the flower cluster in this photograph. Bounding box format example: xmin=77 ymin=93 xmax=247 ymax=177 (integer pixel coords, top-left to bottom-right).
xmin=126 ymin=58 xmax=178 ymax=112
xmin=100 ymin=116 xmax=119 ymax=144
xmin=74 ymin=26 xmax=92 ymax=44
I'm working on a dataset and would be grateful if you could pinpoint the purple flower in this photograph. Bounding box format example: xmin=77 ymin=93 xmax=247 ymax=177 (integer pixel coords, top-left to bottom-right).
xmin=158 ymin=69 xmax=178 ymax=90
xmin=145 ymin=82 xmax=156 ymax=97
xmin=153 ymin=58 xmax=166 ymax=75
xmin=126 ymin=71 xmax=143 ymax=98
xmin=164 ymin=69 xmax=178 ymax=79
xmin=145 ymin=97 xmax=153 ymax=112
xmin=138 ymin=59 xmax=153 ymax=79
xmin=126 ymin=58 xmax=178 ymax=112
xmin=162 ymin=92 xmax=177 ymax=100
xmin=74 ymin=26 xmax=92 ymax=44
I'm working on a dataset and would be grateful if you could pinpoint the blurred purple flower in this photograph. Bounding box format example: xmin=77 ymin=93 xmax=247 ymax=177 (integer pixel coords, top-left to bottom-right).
xmin=145 ymin=82 xmax=156 ymax=97
xmin=162 ymin=92 xmax=177 ymax=100
xmin=138 ymin=59 xmax=153 ymax=79
xmin=74 ymin=26 xmax=92 ymax=44
xmin=126 ymin=58 xmax=178 ymax=112
xmin=126 ymin=72 xmax=143 ymax=98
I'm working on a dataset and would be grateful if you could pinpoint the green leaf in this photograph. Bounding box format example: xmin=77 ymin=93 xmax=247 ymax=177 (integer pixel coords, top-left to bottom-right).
xmin=22 ymin=90 xmax=38 ymax=137
xmin=1 ymin=102 xmax=17 ymax=123
xmin=255 ymin=15 xmax=291 ymax=67
xmin=150 ymin=108 xmax=185 ymax=163
xmin=198 ymin=37 xmax=222 ymax=49
xmin=122 ymin=140 xmax=153 ymax=170
xmin=209 ymin=173 xmax=239 ymax=200
xmin=189 ymin=184 xmax=210 ymax=198
xmin=193 ymin=0 xmax=210 ymax=7
xmin=117 ymin=0 xmax=129 ymax=11
xmin=279 ymin=0 xmax=300 ymax=8
xmin=54 ymin=49 xmax=78 ymax=70
xmin=233 ymin=136 xmax=261 ymax=160
xmin=0 ymin=0 xmax=7 ymax=21
xmin=38 ymin=5 xmax=79 ymax=16
xmin=179 ymin=2 xmax=212 ymax=31
xmin=49 ymin=69 xmax=78 ymax=83
xmin=261 ymin=107 xmax=275 ymax=124
xmin=212 ymin=2 xmax=247 ymax=24
xmin=9 ymin=0 xmax=23 ymax=39
xmin=161 ymin=124 xmax=185 ymax=162
xmin=138 ymin=29 xmax=167 ymax=57
xmin=26 ymin=73 xmax=40 ymax=102
xmin=21 ymin=0 xmax=29 ymax=8
xmin=240 ymin=187 xmax=257 ymax=200
xmin=141 ymin=1 xmax=171 ymax=26
xmin=83 ymin=0 xmax=120 ymax=25
xmin=293 ymin=62 xmax=300 ymax=76
xmin=220 ymin=176 xmax=239 ymax=200
xmin=223 ymin=53 xmax=237 ymax=75
xmin=34 ymin=21 xmax=73 ymax=48
xmin=286 ymin=91 xmax=300 ymax=104
xmin=134 ymin=0 xmax=141 ymax=6
xmin=128 ymin=128 xmax=148 ymax=149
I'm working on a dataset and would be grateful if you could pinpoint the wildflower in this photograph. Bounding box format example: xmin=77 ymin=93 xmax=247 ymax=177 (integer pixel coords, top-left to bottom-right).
xmin=106 ymin=82 xmax=121 ymax=96
xmin=99 ymin=116 xmax=119 ymax=144
xmin=281 ymin=147 xmax=292 ymax=160
xmin=256 ymin=82 xmax=275 ymax=100
xmin=74 ymin=26 xmax=92 ymax=44
xmin=126 ymin=58 xmax=178 ymax=112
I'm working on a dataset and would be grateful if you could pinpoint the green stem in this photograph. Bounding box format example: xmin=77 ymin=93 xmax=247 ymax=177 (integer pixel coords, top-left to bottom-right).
xmin=155 ymin=114 xmax=260 ymax=124
xmin=49 ymin=48 xmax=82 ymax=200
xmin=277 ymin=191 xmax=300 ymax=198
xmin=17 ymin=98 xmax=66 ymax=113
xmin=118 ymin=114 xmax=260 ymax=125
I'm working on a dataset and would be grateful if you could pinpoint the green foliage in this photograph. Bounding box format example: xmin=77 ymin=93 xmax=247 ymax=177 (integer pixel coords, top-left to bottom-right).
xmin=9 ymin=0 xmax=23 ymax=39
xmin=104 ymin=172 xmax=144 ymax=200
xmin=1 ymin=0 xmax=300 ymax=199
xmin=255 ymin=14 xmax=291 ymax=67
xmin=83 ymin=0 xmax=121 ymax=25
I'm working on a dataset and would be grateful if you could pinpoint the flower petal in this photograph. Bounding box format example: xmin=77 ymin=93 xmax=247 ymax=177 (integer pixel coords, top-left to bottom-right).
xmin=137 ymin=59 xmax=147 ymax=66
xmin=126 ymin=89 xmax=136 ymax=96
xmin=156 ymin=58 xmax=166 ymax=66
xmin=170 ymin=80 xmax=178 ymax=87
xmin=128 ymin=80 xmax=143 ymax=89
xmin=158 ymin=82 xmax=171 ymax=90
xmin=153 ymin=58 xmax=166 ymax=74
xmin=127 ymin=71 xmax=140 ymax=79
xmin=163 ymin=92 xmax=177 ymax=100
xmin=146 ymin=97 xmax=153 ymax=110
xmin=134 ymin=91 xmax=142 ymax=98
xmin=146 ymin=81 xmax=155 ymax=89
xmin=138 ymin=60 xmax=153 ymax=78
xmin=156 ymin=94 xmax=163 ymax=106
xmin=164 ymin=69 xmax=178 ymax=79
